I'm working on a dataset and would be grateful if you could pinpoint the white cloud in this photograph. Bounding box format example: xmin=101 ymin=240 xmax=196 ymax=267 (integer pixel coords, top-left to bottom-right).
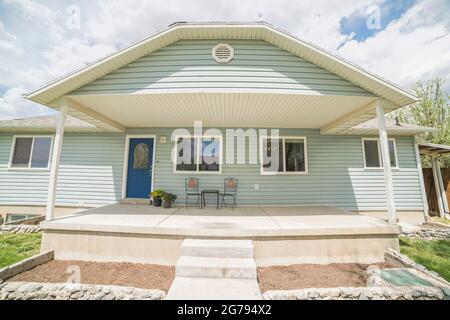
xmin=0 ymin=20 xmax=23 ymax=54
xmin=0 ymin=87 xmax=53 ymax=120
xmin=337 ymin=0 xmax=450 ymax=92
xmin=0 ymin=0 xmax=449 ymax=120
xmin=42 ymin=38 xmax=115 ymax=79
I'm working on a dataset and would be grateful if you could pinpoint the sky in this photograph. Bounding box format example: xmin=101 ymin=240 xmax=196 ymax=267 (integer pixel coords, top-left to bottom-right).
xmin=0 ymin=0 xmax=449 ymax=120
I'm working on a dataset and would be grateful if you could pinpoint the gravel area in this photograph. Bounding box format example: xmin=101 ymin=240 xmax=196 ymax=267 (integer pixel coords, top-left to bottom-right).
xmin=8 ymin=260 xmax=175 ymax=291
xmin=258 ymin=263 xmax=396 ymax=292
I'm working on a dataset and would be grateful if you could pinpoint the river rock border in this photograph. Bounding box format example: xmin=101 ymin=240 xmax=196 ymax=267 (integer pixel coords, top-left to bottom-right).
xmin=402 ymin=228 xmax=450 ymax=240
xmin=0 ymin=224 xmax=41 ymax=234
xmin=0 ymin=282 xmax=165 ymax=300
xmin=263 ymin=286 xmax=447 ymax=300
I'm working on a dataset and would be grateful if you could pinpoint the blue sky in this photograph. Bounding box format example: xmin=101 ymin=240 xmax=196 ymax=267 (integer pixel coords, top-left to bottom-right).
xmin=0 ymin=0 xmax=449 ymax=119
xmin=340 ymin=0 xmax=417 ymax=42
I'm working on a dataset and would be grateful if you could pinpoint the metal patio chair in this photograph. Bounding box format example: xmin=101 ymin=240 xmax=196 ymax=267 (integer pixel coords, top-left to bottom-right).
xmin=220 ymin=177 xmax=238 ymax=209
xmin=185 ymin=177 xmax=201 ymax=208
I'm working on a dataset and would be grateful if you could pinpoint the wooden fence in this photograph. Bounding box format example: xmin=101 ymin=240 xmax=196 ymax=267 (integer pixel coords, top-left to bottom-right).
xmin=423 ymin=168 xmax=450 ymax=215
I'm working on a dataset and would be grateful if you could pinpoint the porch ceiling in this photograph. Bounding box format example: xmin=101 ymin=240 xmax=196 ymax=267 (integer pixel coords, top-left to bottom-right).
xmin=66 ymin=92 xmax=377 ymax=129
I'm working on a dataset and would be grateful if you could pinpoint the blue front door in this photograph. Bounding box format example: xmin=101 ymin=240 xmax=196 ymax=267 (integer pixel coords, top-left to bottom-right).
xmin=126 ymin=138 xmax=154 ymax=198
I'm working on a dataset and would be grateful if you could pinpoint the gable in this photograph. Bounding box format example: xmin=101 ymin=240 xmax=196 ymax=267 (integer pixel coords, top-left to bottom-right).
xmin=71 ymin=39 xmax=374 ymax=97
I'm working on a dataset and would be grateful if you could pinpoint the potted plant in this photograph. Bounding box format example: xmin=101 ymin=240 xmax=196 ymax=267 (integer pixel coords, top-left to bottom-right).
xmin=150 ymin=189 xmax=165 ymax=207
xmin=162 ymin=192 xmax=177 ymax=208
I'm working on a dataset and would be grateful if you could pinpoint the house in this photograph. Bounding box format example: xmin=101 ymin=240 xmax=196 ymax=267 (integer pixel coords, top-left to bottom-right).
xmin=0 ymin=22 xmax=435 ymax=265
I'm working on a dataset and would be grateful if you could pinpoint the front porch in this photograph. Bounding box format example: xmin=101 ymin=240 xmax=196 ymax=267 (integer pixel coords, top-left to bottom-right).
xmin=40 ymin=204 xmax=400 ymax=266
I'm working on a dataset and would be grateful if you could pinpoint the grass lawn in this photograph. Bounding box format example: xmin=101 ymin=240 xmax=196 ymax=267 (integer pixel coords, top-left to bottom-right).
xmin=0 ymin=233 xmax=42 ymax=269
xmin=399 ymin=237 xmax=450 ymax=282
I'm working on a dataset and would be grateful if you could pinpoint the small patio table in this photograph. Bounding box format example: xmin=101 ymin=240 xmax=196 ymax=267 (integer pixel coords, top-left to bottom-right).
xmin=200 ymin=189 xmax=220 ymax=210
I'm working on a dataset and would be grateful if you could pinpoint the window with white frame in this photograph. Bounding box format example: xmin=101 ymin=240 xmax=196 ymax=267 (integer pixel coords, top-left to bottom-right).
xmin=261 ymin=137 xmax=307 ymax=174
xmin=174 ymin=136 xmax=222 ymax=173
xmin=9 ymin=136 xmax=53 ymax=169
xmin=362 ymin=138 xmax=398 ymax=168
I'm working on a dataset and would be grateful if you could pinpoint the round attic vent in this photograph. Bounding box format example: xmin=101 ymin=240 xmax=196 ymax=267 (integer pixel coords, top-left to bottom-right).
xmin=212 ymin=44 xmax=234 ymax=63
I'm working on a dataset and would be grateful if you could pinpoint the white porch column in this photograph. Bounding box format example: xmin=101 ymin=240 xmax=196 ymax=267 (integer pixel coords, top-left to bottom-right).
xmin=46 ymin=99 xmax=68 ymax=220
xmin=376 ymin=100 xmax=396 ymax=224
xmin=414 ymin=142 xmax=429 ymax=220
xmin=431 ymin=154 xmax=447 ymax=218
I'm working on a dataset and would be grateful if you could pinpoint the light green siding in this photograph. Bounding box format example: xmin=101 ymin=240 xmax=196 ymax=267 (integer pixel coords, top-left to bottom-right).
xmin=73 ymin=40 xmax=374 ymax=97
xmin=0 ymin=133 xmax=125 ymax=206
xmin=131 ymin=128 xmax=423 ymax=211
xmin=0 ymin=129 xmax=423 ymax=210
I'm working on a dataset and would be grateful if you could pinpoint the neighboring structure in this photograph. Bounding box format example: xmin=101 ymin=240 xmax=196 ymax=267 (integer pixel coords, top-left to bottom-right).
xmin=0 ymin=22 xmax=435 ymax=225
xmin=418 ymin=143 xmax=450 ymax=219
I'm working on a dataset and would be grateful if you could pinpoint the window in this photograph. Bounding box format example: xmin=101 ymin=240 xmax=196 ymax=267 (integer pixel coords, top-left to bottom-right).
xmin=133 ymin=143 xmax=149 ymax=169
xmin=362 ymin=138 xmax=398 ymax=168
xmin=174 ymin=136 xmax=222 ymax=173
xmin=261 ymin=137 xmax=307 ymax=174
xmin=10 ymin=136 xmax=53 ymax=169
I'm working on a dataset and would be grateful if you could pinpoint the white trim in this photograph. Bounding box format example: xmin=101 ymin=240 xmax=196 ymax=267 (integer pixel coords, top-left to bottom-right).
xmin=259 ymin=136 xmax=308 ymax=175
xmin=414 ymin=141 xmax=429 ymax=219
xmin=46 ymin=102 xmax=68 ymax=220
xmin=172 ymin=135 xmax=223 ymax=175
xmin=361 ymin=137 xmax=398 ymax=170
xmin=8 ymin=135 xmax=54 ymax=170
xmin=121 ymin=135 xmax=157 ymax=199
xmin=376 ymin=102 xmax=396 ymax=224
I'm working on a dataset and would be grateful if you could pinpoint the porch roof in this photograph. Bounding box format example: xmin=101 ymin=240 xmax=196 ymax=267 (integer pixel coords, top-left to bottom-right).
xmin=0 ymin=115 xmax=96 ymax=132
xmin=24 ymin=22 xmax=418 ymax=134
xmin=418 ymin=142 xmax=450 ymax=155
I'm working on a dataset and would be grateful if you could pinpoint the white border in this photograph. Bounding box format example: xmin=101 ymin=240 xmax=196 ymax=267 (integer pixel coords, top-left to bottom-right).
xmin=259 ymin=136 xmax=308 ymax=175
xmin=121 ymin=134 xmax=157 ymax=199
xmin=8 ymin=135 xmax=54 ymax=171
xmin=361 ymin=137 xmax=398 ymax=169
xmin=173 ymin=135 xmax=223 ymax=175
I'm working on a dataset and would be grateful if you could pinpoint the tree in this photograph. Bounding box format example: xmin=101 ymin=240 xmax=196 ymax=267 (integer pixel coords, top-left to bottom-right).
xmin=395 ymin=78 xmax=450 ymax=167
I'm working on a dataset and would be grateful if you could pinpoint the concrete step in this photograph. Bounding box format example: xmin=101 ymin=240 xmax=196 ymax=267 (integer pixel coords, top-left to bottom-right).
xmin=180 ymin=239 xmax=253 ymax=258
xmin=119 ymin=198 xmax=149 ymax=205
xmin=166 ymin=277 xmax=262 ymax=300
xmin=176 ymin=256 xmax=257 ymax=279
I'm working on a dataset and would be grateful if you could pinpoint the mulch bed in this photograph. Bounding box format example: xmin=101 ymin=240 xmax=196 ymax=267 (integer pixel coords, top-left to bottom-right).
xmin=258 ymin=262 xmax=396 ymax=292
xmin=8 ymin=260 xmax=175 ymax=291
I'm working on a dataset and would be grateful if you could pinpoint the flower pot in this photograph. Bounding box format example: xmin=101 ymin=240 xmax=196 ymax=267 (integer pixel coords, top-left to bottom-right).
xmin=153 ymin=198 xmax=162 ymax=207
xmin=162 ymin=200 xmax=172 ymax=208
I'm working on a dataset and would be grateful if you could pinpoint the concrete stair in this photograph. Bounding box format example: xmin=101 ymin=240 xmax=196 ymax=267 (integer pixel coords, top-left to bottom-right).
xmin=119 ymin=198 xmax=149 ymax=205
xmin=180 ymin=239 xmax=253 ymax=258
xmin=175 ymin=239 xmax=257 ymax=279
xmin=167 ymin=239 xmax=261 ymax=299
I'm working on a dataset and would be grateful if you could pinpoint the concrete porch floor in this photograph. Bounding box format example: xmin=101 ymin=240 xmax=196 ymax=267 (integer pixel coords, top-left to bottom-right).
xmin=40 ymin=204 xmax=401 ymax=266
xmin=41 ymin=204 xmax=399 ymax=237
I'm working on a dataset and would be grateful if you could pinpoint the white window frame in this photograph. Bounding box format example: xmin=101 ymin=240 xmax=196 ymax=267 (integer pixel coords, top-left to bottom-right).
xmin=173 ymin=135 xmax=223 ymax=175
xmin=361 ymin=137 xmax=398 ymax=169
xmin=8 ymin=135 xmax=54 ymax=171
xmin=259 ymin=136 xmax=308 ymax=175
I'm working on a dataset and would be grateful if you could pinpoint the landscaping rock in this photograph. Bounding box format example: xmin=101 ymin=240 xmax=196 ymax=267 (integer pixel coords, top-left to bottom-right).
xmin=262 ymin=286 xmax=447 ymax=300
xmin=0 ymin=282 xmax=166 ymax=300
xmin=400 ymin=223 xmax=450 ymax=240
xmin=0 ymin=225 xmax=41 ymax=234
